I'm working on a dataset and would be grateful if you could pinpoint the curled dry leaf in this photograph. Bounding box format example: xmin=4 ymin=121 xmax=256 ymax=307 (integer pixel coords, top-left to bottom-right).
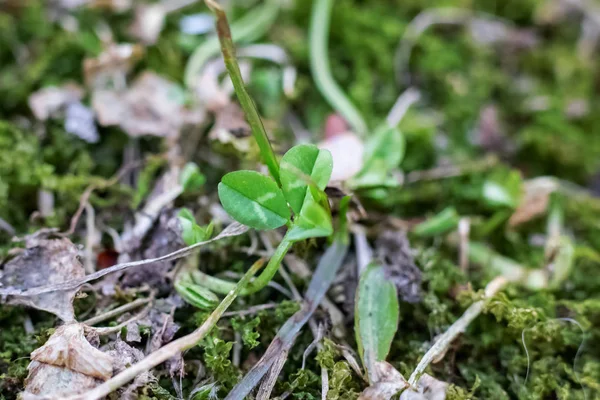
xmin=0 ymin=236 xmax=85 ymax=321
xmin=84 ymin=43 xmax=144 ymax=87
xmin=399 ymin=374 xmax=448 ymax=400
xmin=22 ymin=362 xmax=101 ymax=400
xmin=508 ymin=178 xmax=558 ymax=227
xmin=92 ymin=72 xmax=205 ymax=138
xmin=28 ymin=84 xmax=84 ymax=121
xmin=359 ymin=361 xmax=408 ymax=400
xmin=31 ymin=323 xmax=113 ymax=380
xmin=319 ymin=131 xmax=364 ymax=182
xmin=23 ymin=323 xmax=113 ymax=399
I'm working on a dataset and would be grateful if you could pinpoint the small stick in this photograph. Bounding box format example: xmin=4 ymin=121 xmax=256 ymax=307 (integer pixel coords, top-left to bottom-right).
xmin=222 ymin=303 xmax=278 ymax=317
xmin=83 ymin=297 xmax=152 ymax=326
xmin=407 ymin=276 xmax=507 ymax=387
xmin=91 ymin=302 xmax=153 ymax=336
xmin=67 ymin=259 xmax=263 ymax=400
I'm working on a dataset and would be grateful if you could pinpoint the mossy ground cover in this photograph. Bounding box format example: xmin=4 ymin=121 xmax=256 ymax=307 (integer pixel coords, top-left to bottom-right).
xmin=1 ymin=1 xmax=600 ymax=399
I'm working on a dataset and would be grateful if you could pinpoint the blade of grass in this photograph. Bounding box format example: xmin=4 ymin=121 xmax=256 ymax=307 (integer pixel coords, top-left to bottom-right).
xmin=310 ymin=0 xmax=367 ymax=135
xmin=205 ymin=0 xmax=281 ymax=184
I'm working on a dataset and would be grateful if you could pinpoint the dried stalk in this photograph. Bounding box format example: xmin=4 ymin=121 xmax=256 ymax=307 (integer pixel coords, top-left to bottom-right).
xmin=66 ymin=259 xmax=263 ymax=400
xmin=407 ymin=276 xmax=507 ymax=387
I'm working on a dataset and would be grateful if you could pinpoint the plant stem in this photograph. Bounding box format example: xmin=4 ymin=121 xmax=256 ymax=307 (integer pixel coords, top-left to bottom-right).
xmin=407 ymin=276 xmax=508 ymax=388
xmin=67 ymin=259 xmax=263 ymax=400
xmin=192 ymin=236 xmax=294 ymax=295
xmin=310 ymin=0 xmax=367 ymax=135
xmin=206 ymin=0 xmax=281 ymax=184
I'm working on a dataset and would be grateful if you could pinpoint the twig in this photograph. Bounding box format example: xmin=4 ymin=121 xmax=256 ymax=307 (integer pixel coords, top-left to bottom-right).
xmin=310 ymin=0 xmax=367 ymax=135
xmin=225 ymin=239 xmax=349 ymax=400
xmin=66 ymin=259 xmax=263 ymax=400
xmin=0 ymin=222 xmax=248 ymax=297
xmin=83 ymin=297 xmax=152 ymax=326
xmin=321 ymin=366 xmax=329 ymax=400
xmin=84 ymin=203 xmax=96 ymax=274
xmin=91 ymin=301 xmax=153 ymax=336
xmin=407 ymin=276 xmax=507 ymax=387
xmin=222 ymin=303 xmax=278 ymax=317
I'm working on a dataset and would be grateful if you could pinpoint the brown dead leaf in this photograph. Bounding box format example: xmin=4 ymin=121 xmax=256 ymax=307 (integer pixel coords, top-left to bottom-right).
xmin=103 ymin=338 xmax=153 ymax=399
xmin=508 ymin=178 xmax=558 ymax=227
xmin=92 ymin=72 xmax=205 ymax=138
xmin=0 ymin=236 xmax=85 ymax=321
xmin=359 ymin=361 xmax=408 ymax=400
xmin=31 ymin=323 xmax=113 ymax=380
xmin=209 ymin=102 xmax=254 ymax=153
xmin=28 ymin=84 xmax=84 ymax=121
xmin=319 ymin=131 xmax=364 ymax=182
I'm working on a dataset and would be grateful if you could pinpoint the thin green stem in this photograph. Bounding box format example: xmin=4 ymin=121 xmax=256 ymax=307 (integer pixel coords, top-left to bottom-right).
xmin=206 ymin=0 xmax=281 ymax=184
xmin=184 ymin=0 xmax=279 ymax=89
xmin=192 ymin=235 xmax=294 ymax=296
xmin=310 ymin=0 xmax=367 ymax=135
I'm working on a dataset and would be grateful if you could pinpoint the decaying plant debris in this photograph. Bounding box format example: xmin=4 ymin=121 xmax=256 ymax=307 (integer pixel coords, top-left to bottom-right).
xmin=1 ymin=0 xmax=600 ymax=399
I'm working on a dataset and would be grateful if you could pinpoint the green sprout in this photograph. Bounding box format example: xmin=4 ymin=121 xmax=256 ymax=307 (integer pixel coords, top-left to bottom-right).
xmin=177 ymin=0 xmax=339 ymax=307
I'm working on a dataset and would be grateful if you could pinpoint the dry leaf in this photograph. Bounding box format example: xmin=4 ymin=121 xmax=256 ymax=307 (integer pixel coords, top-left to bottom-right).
xmin=209 ymin=102 xmax=254 ymax=153
xmin=0 ymin=236 xmax=85 ymax=321
xmin=103 ymin=338 xmax=152 ymax=399
xmin=508 ymin=178 xmax=558 ymax=227
xmin=22 ymin=361 xmax=101 ymax=399
xmin=28 ymin=84 xmax=84 ymax=121
xmin=92 ymin=72 xmax=205 ymax=138
xmin=64 ymin=101 xmax=99 ymax=143
xmin=359 ymin=361 xmax=408 ymax=400
xmin=319 ymin=132 xmax=364 ymax=182
xmin=129 ymin=4 xmax=166 ymax=45
xmin=31 ymin=323 xmax=113 ymax=380
xmin=23 ymin=323 xmax=113 ymax=399
xmin=84 ymin=43 xmax=144 ymax=87
xmin=399 ymin=374 xmax=448 ymax=400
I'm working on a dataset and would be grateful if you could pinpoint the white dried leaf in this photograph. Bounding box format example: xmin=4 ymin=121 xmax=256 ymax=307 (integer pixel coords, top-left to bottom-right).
xmin=92 ymin=72 xmax=205 ymax=138
xmin=319 ymin=132 xmax=364 ymax=182
xmin=22 ymin=361 xmax=100 ymax=399
xmin=0 ymin=237 xmax=85 ymax=321
xmin=28 ymin=84 xmax=84 ymax=120
xmin=31 ymin=323 xmax=113 ymax=380
xmin=359 ymin=361 xmax=408 ymax=400
xmin=65 ymin=101 xmax=99 ymax=143
xmin=399 ymin=374 xmax=448 ymax=400
xmin=84 ymin=43 xmax=144 ymax=87
xmin=129 ymin=4 xmax=166 ymax=45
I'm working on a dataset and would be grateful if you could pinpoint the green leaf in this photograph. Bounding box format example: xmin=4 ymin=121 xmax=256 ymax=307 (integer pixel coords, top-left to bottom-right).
xmin=280 ymin=144 xmax=333 ymax=214
xmin=175 ymin=280 xmax=219 ymax=310
xmin=178 ymin=208 xmax=214 ymax=246
xmin=482 ymin=169 xmax=522 ymax=208
xmin=350 ymin=125 xmax=404 ymax=189
xmin=355 ymin=263 xmax=399 ymax=382
xmin=218 ymin=170 xmax=291 ymax=230
xmin=362 ymin=125 xmax=405 ymax=172
xmin=412 ymin=207 xmax=460 ymax=237
xmin=286 ymin=199 xmax=333 ymax=242
xmin=180 ymin=162 xmax=206 ymax=192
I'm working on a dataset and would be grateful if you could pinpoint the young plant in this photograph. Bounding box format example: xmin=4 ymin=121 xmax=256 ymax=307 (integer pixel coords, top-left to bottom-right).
xmin=178 ymin=1 xmax=337 ymax=305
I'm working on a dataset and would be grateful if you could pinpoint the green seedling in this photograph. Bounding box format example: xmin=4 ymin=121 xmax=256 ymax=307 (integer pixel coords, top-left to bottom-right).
xmin=178 ymin=208 xmax=214 ymax=246
xmin=412 ymin=206 xmax=460 ymax=237
xmin=179 ymin=1 xmax=337 ymax=301
xmin=355 ymin=262 xmax=400 ymax=383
